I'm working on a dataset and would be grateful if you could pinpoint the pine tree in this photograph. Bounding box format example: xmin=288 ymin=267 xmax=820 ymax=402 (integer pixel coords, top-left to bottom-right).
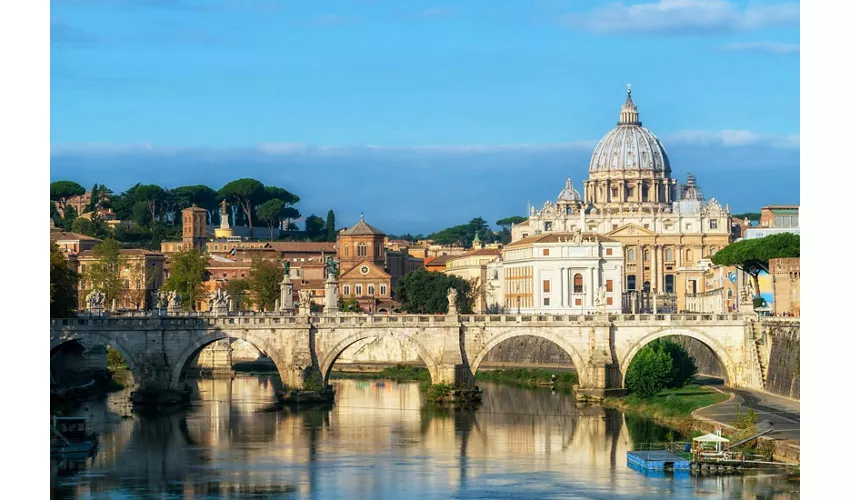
xmin=326 ymin=210 xmax=336 ymax=242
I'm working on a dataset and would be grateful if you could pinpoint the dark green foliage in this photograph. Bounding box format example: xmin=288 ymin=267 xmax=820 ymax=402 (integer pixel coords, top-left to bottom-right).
xmin=397 ymin=268 xmax=475 ymax=314
xmin=112 ymin=224 xmax=153 ymax=244
xmin=247 ymin=258 xmax=284 ymax=311
xmin=339 ymin=297 xmax=362 ymax=312
xmin=220 ymin=178 xmax=265 ymax=236
xmin=163 ymin=249 xmax=209 ymax=309
xmin=50 ymin=242 xmax=78 ymax=317
xmin=429 ymin=217 xmax=496 ymax=247
xmin=625 ymin=345 xmax=673 ymax=398
xmin=625 ymin=338 xmax=699 ymax=397
xmin=84 ymin=238 xmax=126 ymax=305
xmin=150 ymin=223 xmax=182 ymax=249
xmin=304 ymin=215 xmax=325 ymax=240
xmin=88 ymin=184 xmax=100 ymax=213
xmin=106 ymin=346 xmax=128 ymax=369
xmin=711 ymin=232 xmax=799 ymax=296
xmin=257 ymin=199 xmax=284 ymax=240
xmin=325 ymin=210 xmax=336 ymax=242
xmin=50 ymin=180 xmax=86 ymax=213
xmin=135 ymin=184 xmax=166 ymax=222
xmin=475 ymin=368 xmax=577 ymax=393
xmin=495 ymin=216 xmax=527 ymax=227
xmin=171 ymin=185 xmax=219 ymax=213
xmin=654 ymin=339 xmax=698 ymax=388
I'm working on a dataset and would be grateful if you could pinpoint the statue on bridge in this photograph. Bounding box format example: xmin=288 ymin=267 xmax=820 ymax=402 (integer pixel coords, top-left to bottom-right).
xmin=595 ymin=286 xmax=607 ymax=310
xmin=297 ymin=289 xmax=314 ymax=316
xmin=573 ymin=229 xmax=583 ymax=244
xmin=326 ymin=258 xmax=338 ymax=278
xmin=447 ymin=287 xmax=458 ymax=314
xmin=167 ymin=291 xmax=183 ymax=314
xmin=86 ymin=289 xmax=105 ymax=314
xmin=155 ymin=290 xmax=169 ymax=310
xmin=211 ymin=289 xmax=230 ymax=316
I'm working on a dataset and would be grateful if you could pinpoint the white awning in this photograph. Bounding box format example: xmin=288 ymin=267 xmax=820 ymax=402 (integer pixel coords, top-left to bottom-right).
xmin=693 ymin=433 xmax=730 ymax=443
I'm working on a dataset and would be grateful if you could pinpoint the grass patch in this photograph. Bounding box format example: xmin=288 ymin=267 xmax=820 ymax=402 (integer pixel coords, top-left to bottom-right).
xmin=605 ymin=386 xmax=728 ymax=420
xmin=475 ymin=368 xmax=577 ymax=393
xmin=330 ymin=365 xmax=431 ymax=383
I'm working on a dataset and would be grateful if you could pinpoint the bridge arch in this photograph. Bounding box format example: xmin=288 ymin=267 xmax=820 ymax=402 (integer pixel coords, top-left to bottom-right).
xmin=618 ymin=328 xmax=739 ymax=388
xmin=468 ymin=328 xmax=589 ymax=387
xmin=51 ymin=333 xmax=141 ymax=383
xmin=169 ymin=330 xmax=289 ymax=389
xmin=318 ymin=331 xmax=440 ymax=386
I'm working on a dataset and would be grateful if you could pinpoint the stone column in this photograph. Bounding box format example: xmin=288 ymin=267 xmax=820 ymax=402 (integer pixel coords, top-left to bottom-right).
xmin=280 ymin=274 xmax=294 ymax=313
xmin=324 ymin=274 xmax=340 ymax=315
xmin=650 ymin=245 xmax=657 ymax=292
xmin=652 ymin=293 xmax=658 ymax=314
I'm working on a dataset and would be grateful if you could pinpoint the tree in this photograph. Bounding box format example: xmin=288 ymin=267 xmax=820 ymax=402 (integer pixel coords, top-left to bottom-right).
xmin=429 ymin=217 xmax=496 ymax=247
xmin=225 ymin=279 xmax=252 ymax=310
xmin=172 ymin=185 xmax=219 ymax=222
xmin=83 ymin=238 xmax=126 ymax=306
xmin=51 ymin=242 xmax=78 ymax=317
xmin=71 ymin=217 xmax=95 ymax=237
xmin=88 ymin=184 xmax=100 ymax=213
xmin=326 ymin=210 xmax=336 ymax=241
xmin=625 ymin=344 xmax=673 ymax=398
xmin=257 ymin=199 xmax=284 ymax=241
xmin=162 ymin=249 xmax=209 ymax=310
xmin=654 ymin=339 xmax=697 ymax=389
xmin=397 ymin=268 xmax=474 ymax=314
xmin=495 ymin=216 xmax=528 ymax=228
xmin=50 ymin=180 xmax=86 ymax=215
xmin=711 ymin=233 xmax=800 ymax=296
xmin=247 ymin=258 xmax=284 ymax=311
xmin=219 ymin=179 xmax=265 ymax=237
xmin=135 ymin=184 xmax=165 ymax=223
xmin=339 ymin=297 xmax=361 ymax=312
xmin=304 ymin=215 xmax=326 ymax=240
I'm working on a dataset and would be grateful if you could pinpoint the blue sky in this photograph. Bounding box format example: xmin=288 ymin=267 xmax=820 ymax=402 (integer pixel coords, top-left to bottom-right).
xmin=51 ymin=0 xmax=800 ymax=234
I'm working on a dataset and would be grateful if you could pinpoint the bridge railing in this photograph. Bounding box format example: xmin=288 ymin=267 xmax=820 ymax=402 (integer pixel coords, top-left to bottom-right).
xmin=52 ymin=311 xmax=753 ymax=329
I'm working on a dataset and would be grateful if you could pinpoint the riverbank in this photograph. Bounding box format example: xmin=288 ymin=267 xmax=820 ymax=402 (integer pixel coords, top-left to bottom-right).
xmin=475 ymin=368 xmax=577 ymax=393
xmin=330 ymin=365 xmax=431 ymax=382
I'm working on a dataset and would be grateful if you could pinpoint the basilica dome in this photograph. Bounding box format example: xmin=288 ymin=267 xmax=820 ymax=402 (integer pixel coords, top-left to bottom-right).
xmin=588 ymin=88 xmax=671 ymax=174
xmin=558 ymin=178 xmax=582 ymax=203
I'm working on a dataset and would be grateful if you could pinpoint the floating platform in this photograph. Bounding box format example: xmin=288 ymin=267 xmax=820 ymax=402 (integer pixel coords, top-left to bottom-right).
xmin=627 ymin=450 xmax=690 ymax=471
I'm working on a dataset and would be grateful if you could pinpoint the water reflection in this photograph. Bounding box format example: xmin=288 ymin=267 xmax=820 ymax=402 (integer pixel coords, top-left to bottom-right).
xmin=51 ymin=375 xmax=799 ymax=499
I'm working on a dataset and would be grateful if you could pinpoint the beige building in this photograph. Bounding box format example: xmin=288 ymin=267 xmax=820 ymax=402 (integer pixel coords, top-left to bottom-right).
xmin=51 ymin=231 xmax=101 ymax=256
xmin=511 ymin=88 xmax=732 ymax=297
xmin=770 ymin=257 xmax=800 ymax=316
xmin=444 ymin=249 xmax=501 ymax=313
xmin=495 ymin=233 xmax=623 ymax=314
xmin=77 ymin=249 xmax=165 ymax=310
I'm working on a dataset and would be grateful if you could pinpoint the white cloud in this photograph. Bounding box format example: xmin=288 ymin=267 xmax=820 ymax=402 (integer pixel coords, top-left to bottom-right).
xmin=721 ymin=41 xmax=799 ymax=53
xmin=666 ymin=129 xmax=799 ymax=148
xmin=572 ymin=0 xmax=799 ymax=34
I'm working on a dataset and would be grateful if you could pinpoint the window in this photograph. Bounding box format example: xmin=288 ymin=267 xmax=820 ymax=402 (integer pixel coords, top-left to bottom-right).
xmin=576 ymin=298 xmax=582 ymax=306
xmin=522 ymin=233 xmax=528 ymax=239
xmin=613 ymin=224 xmax=619 ymax=230
xmin=627 ymin=248 xmax=635 ymax=261
xmin=643 ymin=224 xmax=649 ymax=229
xmin=344 ymin=245 xmax=349 ymax=257
xmin=606 ymin=248 xmax=613 ymax=256
xmin=223 ymin=273 xmax=227 ymax=278
xmin=355 ymin=285 xmax=363 ymax=295
xmin=626 ymin=187 xmax=633 ymax=198
xmin=607 ymin=297 xmax=613 ymax=305
xmin=224 ymin=245 xmax=228 ymax=251
xmin=710 ymin=247 xmax=718 ymax=256
xmin=643 ymin=249 xmax=650 ymax=261
xmin=612 ymin=188 xmax=619 ymax=198
xmin=665 ymin=275 xmax=675 ymax=293
xmin=573 ymin=274 xmax=583 ymax=293
xmin=543 ymin=248 xmax=550 ymax=256
xmin=357 ymin=243 xmax=367 ymax=257
xmin=544 ymin=222 xmax=553 ymax=231
xmin=368 ymin=285 xmax=375 ymax=295
xmin=543 ymin=298 xmax=550 ymax=306
xmin=665 ymin=248 xmax=673 ymax=261
xmin=344 ymin=285 xmax=350 ymax=295
xmin=627 ymin=275 xmax=636 ymax=291
xmin=380 ymin=285 xmax=387 ymax=295
xmin=710 ymin=219 xmax=718 ymax=229
xmin=664 ymin=223 xmax=672 ymax=230
xmin=685 ymin=223 xmax=692 ymax=230
xmin=686 ymin=249 xmax=693 ymax=262
xmin=543 ymin=280 xmax=550 ymax=293
xmin=214 ymin=245 xmax=219 ymax=251
xmin=606 ymin=280 xmax=613 ymax=292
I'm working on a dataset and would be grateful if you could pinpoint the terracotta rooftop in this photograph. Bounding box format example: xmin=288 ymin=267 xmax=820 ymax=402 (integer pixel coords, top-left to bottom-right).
xmin=507 ymin=232 xmax=617 ymax=247
xmin=50 ymin=231 xmax=102 ymax=242
xmin=267 ymin=241 xmax=337 ymax=253
xmin=78 ymin=248 xmax=164 ymax=258
xmin=424 ymin=255 xmax=455 ymax=266
xmin=445 ymin=248 xmax=501 ymax=262
xmin=340 ymin=217 xmax=385 ymax=236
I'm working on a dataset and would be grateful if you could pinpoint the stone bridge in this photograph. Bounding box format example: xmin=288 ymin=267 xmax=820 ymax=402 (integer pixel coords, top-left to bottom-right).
xmin=50 ymin=312 xmax=766 ymax=399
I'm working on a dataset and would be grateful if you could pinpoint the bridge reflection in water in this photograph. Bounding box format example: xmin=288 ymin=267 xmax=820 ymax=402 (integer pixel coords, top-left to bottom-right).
xmin=51 ymin=374 xmax=797 ymax=499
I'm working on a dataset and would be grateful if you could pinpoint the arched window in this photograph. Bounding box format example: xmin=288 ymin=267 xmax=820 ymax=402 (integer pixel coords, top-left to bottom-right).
xmin=665 ymin=248 xmax=673 ymax=261
xmin=344 ymin=245 xmax=349 ymax=257
xmin=573 ymin=274 xmax=583 ymax=293
xmin=627 ymin=249 xmax=635 ymax=261
xmin=686 ymin=249 xmax=693 ymax=262
xmin=643 ymin=249 xmax=650 ymax=261
xmin=357 ymin=243 xmax=367 ymax=257
xmin=710 ymin=246 xmax=717 ymax=256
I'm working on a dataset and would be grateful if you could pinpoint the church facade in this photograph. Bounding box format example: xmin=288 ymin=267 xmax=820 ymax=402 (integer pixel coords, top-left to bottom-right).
xmin=511 ymin=87 xmax=732 ymax=295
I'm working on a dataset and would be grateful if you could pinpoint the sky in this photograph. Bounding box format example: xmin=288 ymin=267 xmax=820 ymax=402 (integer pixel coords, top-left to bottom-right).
xmin=50 ymin=0 xmax=800 ymax=234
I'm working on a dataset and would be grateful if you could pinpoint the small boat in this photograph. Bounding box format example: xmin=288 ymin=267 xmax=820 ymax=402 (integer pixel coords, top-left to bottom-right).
xmin=51 ymin=417 xmax=98 ymax=458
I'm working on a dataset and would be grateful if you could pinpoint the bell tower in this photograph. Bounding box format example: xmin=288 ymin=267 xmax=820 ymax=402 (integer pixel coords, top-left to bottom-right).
xmin=182 ymin=204 xmax=208 ymax=251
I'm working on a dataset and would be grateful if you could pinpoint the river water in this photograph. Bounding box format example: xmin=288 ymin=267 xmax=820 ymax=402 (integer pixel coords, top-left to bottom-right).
xmin=51 ymin=374 xmax=799 ymax=499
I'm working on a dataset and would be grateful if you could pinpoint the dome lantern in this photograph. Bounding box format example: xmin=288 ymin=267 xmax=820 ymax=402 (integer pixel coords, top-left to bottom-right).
xmin=618 ymin=83 xmax=641 ymax=126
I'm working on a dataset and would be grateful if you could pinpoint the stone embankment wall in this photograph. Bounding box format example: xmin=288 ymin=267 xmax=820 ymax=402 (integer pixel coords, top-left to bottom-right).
xmin=761 ymin=321 xmax=800 ymax=400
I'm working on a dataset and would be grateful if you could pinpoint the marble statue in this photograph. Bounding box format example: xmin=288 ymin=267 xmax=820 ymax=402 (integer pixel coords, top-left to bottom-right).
xmin=156 ymin=290 xmax=168 ymax=309
xmin=595 ymin=286 xmax=607 ymax=307
xmin=167 ymin=290 xmax=182 ymax=308
xmin=573 ymin=230 xmax=583 ymax=244
xmin=447 ymin=288 xmax=458 ymax=307
xmin=86 ymin=290 xmax=105 ymax=311
xmin=298 ymin=288 xmax=313 ymax=305
xmin=212 ymin=289 xmax=230 ymax=309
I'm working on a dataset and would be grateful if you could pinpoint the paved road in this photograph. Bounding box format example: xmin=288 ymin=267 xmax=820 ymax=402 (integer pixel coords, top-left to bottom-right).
xmin=694 ymin=383 xmax=800 ymax=443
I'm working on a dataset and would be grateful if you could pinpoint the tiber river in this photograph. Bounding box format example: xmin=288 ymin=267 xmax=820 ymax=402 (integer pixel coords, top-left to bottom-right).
xmin=51 ymin=373 xmax=799 ymax=499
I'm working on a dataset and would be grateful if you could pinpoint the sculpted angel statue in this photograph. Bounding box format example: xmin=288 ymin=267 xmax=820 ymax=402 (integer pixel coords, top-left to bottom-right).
xmin=447 ymin=287 xmax=458 ymax=307
xmin=595 ymin=286 xmax=607 ymax=307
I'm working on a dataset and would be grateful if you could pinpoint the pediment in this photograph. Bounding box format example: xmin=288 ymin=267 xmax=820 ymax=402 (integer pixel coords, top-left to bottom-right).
xmin=606 ymin=223 xmax=657 ymax=238
xmin=339 ymin=259 xmax=391 ymax=280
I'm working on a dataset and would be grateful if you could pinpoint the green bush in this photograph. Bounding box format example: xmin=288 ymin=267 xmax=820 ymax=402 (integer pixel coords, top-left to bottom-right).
xmin=425 ymin=383 xmax=453 ymax=402
xmin=625 ymin=345 xmax=673 ymax=398
xmin=106 ymin=346 xmax=128 ymax=370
